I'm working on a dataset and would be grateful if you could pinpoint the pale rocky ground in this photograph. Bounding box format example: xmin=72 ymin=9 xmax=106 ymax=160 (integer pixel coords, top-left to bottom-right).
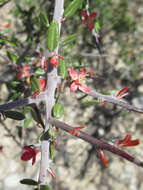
xmin=1 ymin=1 xmax=143 ymax=190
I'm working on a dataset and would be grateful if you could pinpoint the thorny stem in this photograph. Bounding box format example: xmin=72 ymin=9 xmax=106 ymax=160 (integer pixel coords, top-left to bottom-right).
xmin=38 ymin=0 xmax=64 ymax=184
xmin=0 ymin=90 xmax=143 ymax=114
xmin=49 ymin=117 xmax=143 ymax=167
xmin=88 ymin=90 xmax=143 ymax=114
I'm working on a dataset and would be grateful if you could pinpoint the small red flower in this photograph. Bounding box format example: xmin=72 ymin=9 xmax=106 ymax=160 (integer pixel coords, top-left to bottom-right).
xmin=47 ymin=168 xmax=55 ymax=179
xmin=50 ymin=57 xmax=59 ymax=66
xmin=17 ymin=65 xmax=30 ymax=80
xmin=32 ymin=79 xmax=46 ymax=98
xmin=0 ymin=23 xmax=10 ymax=31
xmin=21 ymin=146 xmax=40 ymax=165
xmin=69 ymin=126 xmax=85 ymax=136
xmin=39 ymin=79 xmax=46 ymax=91
xmin=116 ymin=86 xmax=130 ymax=99
xmin=115 ymin=134 xmax=140 ymax=147
xmin=81 ymin=10 xmax=97 ymax=30
xmin=40 ymin=56 xmax=48 ymax=71
xmin=99 ymin=149 xmax=109 ymax=167
xmin=69 ymin=68 xmax=90 ymax=93
xmin=50 ymin=54 xmax=64 ymax=67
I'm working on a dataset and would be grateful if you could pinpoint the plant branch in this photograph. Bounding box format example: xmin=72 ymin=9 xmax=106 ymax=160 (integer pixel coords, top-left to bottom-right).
xmin=49 ymin=117 xmax=143 ymax=167
xmin=38 ymin=0 xmax=64 ymax=184
xmin=0 ymin=121 xmax=21 ymax=147
xmin=88 ymin=90 xmax=143 ymax=114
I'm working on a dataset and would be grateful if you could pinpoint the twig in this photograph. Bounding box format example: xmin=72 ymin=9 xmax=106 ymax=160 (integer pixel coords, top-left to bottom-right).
xmin=88 ymin=90 xmax=143 ymax=114
xmin=0 ymin=0 xmax=11 ymax=8
xmin=49 ymin=117 xmax=143 ymax=167
xmin=80 ymin=52 xmax=118 ymax=57
xmin=0 ymin=121 xmax=21 ymax=147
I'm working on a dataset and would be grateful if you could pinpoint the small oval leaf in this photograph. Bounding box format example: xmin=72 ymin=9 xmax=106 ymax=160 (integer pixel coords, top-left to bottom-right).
xmin=64 ymin=0 xmax=83 ymax=19
xmin=20 ymin=179 xmax=38 ymax=186
xmin=30 ymin=76 xmax=41 ymax=93
xmin=40 ymin=11 xmax=49 ymax=27
xmin=4 ymin=111 xmax=25 ymax=120
xmin=39 ymin=185 xmax=51 ymax=190
xmin=24 ymin=117 xmax=32 ymax=128
xmin=53 ymin=103 xmax=64 ymax=119
xmin=81 ymin=100 xmax=99 ymax=106
xmin=7 ymin=50 xmax=17 ymax=63
xmin=46 ymin=20 xmax=59 ymax=51
xmin=60 ymin=34 xmax=77 ymax=47
xmin=35 ymin=68 xmax=45 ymax=75
xmin=59 ymin=59 xmax=68 ymax=78
xmin=50 ymin=142 xmax=54 ymax=161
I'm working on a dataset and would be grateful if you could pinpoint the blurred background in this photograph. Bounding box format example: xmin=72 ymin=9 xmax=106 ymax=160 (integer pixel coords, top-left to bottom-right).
xmin=0 ymin=0 xmax=143 ymax=190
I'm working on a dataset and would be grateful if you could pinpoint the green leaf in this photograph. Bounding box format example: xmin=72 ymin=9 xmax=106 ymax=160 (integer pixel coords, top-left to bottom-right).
xmin=59 ymin=59 xmax=68 ymax=78
xmin=50 ymin=142 xmax=54 ymax=161
xmin=0 ymin=0 xmax=7 ymax=3
xmin=60 ymin=34 xmax=77 ymax=46
xmin=53 ymin=103 xmax=64 ymax=119
xmin=20 ymin=179 xmax=38 ymax=186
xmin=94 ymin=20 xmax=100 ymax=33
xmin=46 ymin=20 xmax=59 ymax=51
xmin=81 ymin=100 xmax=99 ymax=106
xmin=24 ymin=117 xmax=32 ymax=128
xmin=40 ymin=11 xmax=49 ymax=27
xmin=23 ymin=106 xmax=31 ymax=114
xmin=35 ymin=68 xmax=45 ymax=75
xmin=64 ymin=0 xmax=83 ymax=19
xmin=119 ymin=111 xmax=129 ymax=117
xmin=4 ymin=111 xmax=25 ymax=120
xmin=37 ymin=132 xmax=44 ymax=142
xmin=39 ymin=185 xmax=51 ymax=190
xmin=10 ymin=81 xmax=20 ymax=87
xmin=7 ymin=51 xmax=17 ymax=63
xmin=30 ymin=76 xmax=40 ymax=93
xmin=31 ymin=109 xmax=39 ymax=123
xmin=10 ymin=92 xmax=22 ymax=100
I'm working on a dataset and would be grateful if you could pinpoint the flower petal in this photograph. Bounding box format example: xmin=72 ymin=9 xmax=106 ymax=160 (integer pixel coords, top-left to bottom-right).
xmin=79 ymin=68 xmax=87 ymax=78
xmin=88 ymin=20 xmax=94 ymax=30
xmin=23 ymin=146 xmax=34 ymax=152
xmin=81 ymin=10 xmax=88 ymax=17
xmin=116 ymin=86 xmax=130 ymax=98
xmin=21 ymin=151 xmax=33 ymax=161
xmin=99 ymin=149 xmax=109 ymax=167
xmin=69 ymin=68 xmax=78 ymax=80
xmin=90 ymin=12 xmax=97 ymax=19
xmin=32 ymin=154 xmax=36 ymax=165
xmin=70 ymin=82 xmax=78 ymax=92
xmin=79 ymin=84 xmax=90 ymax=93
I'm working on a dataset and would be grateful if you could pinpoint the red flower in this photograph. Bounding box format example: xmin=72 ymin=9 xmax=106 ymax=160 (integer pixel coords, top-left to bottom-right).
xmin=50 ymin=57 xmax=59 ymax=67
xmin=47 ymin=168 xmax=55 ymax=179
xmin=69 ymin=68 xmax=90 ymax=93
xmin=17 ymin=65 xmax=30 ymax=80
xmin=0 ymin=23 xmax=10 ymax=31
xmin=50 ymin=54 xmax=64 ymax=67
xmin=99 ymin=134 xmax=140 ymax=167
xmin=115 ymin=133 xmax=140 ymax=147
xmin=39 ymin=79 xmax=46 ymax=92
xmin=40 ymin=56 xmax=48 ymax=71
xmin=81 ymin=10 xmax=97 ymax=30
xmin=21 ymin=146 xmax=40 ymax=165
xmin=69 ymin=126 xmax=85 ymax=136
xmin=116 ymin=86 xmax=130 ymax=99
xmin=99 ymin=149 xmax=109 ymax=167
